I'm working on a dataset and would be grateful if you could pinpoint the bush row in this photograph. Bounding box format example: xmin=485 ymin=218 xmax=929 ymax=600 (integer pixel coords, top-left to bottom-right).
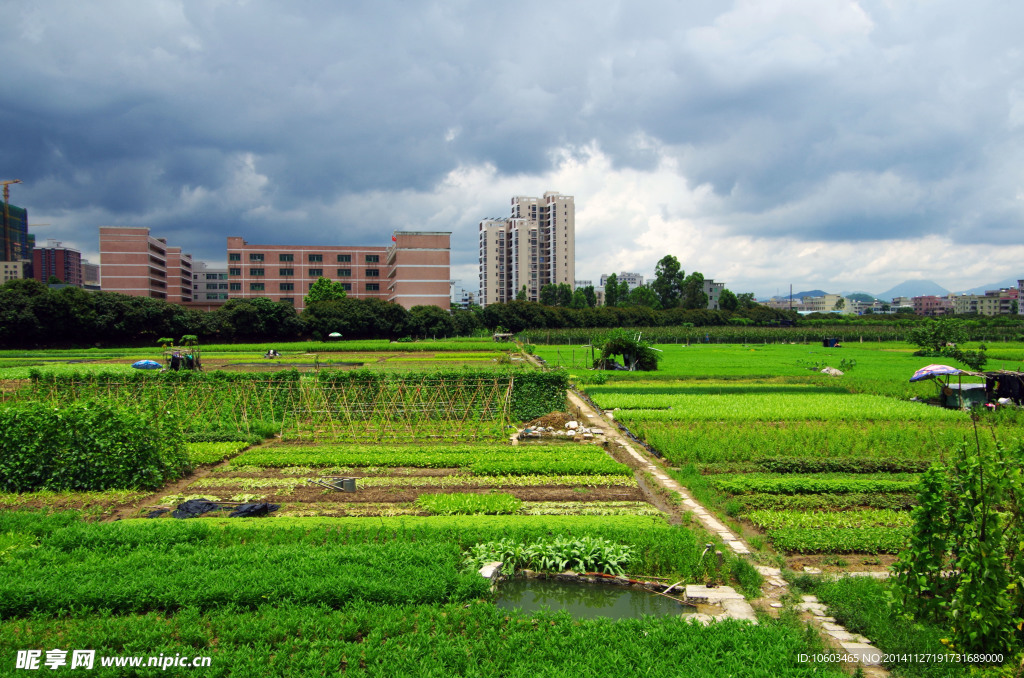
xmin=0 ymin=401 xmax=191 ymax=493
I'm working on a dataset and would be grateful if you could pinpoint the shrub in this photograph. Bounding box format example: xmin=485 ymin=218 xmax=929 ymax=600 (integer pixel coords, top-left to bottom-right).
xmin=0 ymin=401 xmax=191 ymax=492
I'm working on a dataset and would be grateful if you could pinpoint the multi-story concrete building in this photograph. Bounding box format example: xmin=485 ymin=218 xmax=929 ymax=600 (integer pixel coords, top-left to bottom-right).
xmin=81 ymin=260 xmax=100 ymax=291
xmin=192 ymin=261 xmax=230 ymax=304
xmin=599 ymin=272 xmax=645 ymax=291
xmin=1019 ymin=280 xmax=1024 ymax=315
xmin=1 ymin=260 xmax=26 ymax=284
xmin=33 ymin=240 xmax=83 ymax=287
xmin=99 ymin=227 xmax=193 ymax=301
xmin=478 ymin=192 xmax=575 ymax=306
xmin=766 ymin=293 xmax=854 ymax=314
xmin=227 ymin=231 xmax=450 ymax=312
xmin=911 ymin=295 xmax=954 ymax=316
xmin=704 ymin=280 xmax=725 ymax=310
xmin=450 ymin=284 xmax=476 ymax=310
xmin=953 ymin=288 xmax=1019 ymax=316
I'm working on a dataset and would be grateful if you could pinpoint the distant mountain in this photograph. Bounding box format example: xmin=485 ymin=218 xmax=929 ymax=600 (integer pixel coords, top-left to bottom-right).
xmin=792 ymin=289 xmax=827 ymax=299
xmin=959 ymin=277 xmax=1021 ymax=295
xmin=845 ymin=293 xmax=878 ymax=303
xmin=876 ymin=280 xmax=950 ymax=301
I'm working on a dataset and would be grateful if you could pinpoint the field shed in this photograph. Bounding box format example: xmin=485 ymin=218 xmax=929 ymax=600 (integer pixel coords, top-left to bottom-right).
xmin=910 ymin=364 xmax=1024 ymax=408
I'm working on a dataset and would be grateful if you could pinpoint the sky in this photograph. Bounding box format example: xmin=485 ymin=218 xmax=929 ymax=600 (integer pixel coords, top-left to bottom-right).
xmin=2 ymin=0 xmax=1022 ymax=299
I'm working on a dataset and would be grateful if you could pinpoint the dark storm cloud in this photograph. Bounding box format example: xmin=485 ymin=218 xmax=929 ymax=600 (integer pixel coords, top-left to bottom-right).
xmin=0 ymin=0 xmax=1021 ymax=272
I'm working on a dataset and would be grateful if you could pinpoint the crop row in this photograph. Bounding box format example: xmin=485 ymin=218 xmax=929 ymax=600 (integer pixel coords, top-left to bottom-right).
xmin=267 ymin=501 xmax=662 ymax=519
xmin=190 ymin=474 xmax=639 ymax=489
xmin=734 ymin=492 xmax=917 ymax=512
xmin=745 ymin=509 xmax=913 ymax=530
xmin=0 ymin=512 xmax=716 ymax=584
xmin=710 ymin=474 xmax=921 ymax=495
xmin=415 ymin=492 xmax=522 ymax=515
xmin=186 ymin=441 xmax=252 ymax=465
xmin=766 ymin=527 xmax=911 ymax=554
xmin=234 ymin=445 xmax=629 ymax=475
xmin=627 ymin=419 xmax=982 ymax=465
xmin=605 ymin=393 xmax=965 ymax=421
xmin=0 ymin=604 xmax=848 ymax=678
xmin=0 ymin=536 xmax=487 ymax=617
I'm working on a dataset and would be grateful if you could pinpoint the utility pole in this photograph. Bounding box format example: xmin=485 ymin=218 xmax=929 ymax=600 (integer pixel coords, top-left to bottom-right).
xmin=2 ymin=179 xmax=23 ymax=261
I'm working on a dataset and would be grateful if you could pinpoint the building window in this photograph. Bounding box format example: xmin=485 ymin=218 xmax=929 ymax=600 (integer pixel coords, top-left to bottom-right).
xmin=309 ymin=268 xmax=323 ymax=277
xmin=337 ymin=268 xmax=351 ymax=277
xmin=229 ymin=268 xmax=241 ymax=276
xmin=366 ymin=283 xmax=379 ymax=291
xmin=365 ymin=254 xmax=379 ymax=263
xmin=229 ymin=282 xmax=241 ymax=291
xmin=279 ymin=253 xmax=294 ymax=262
xmin=365 ymin=269 xmax=379 ymax=277
xmin=249 ymin=253 xmax=264 ymax=261
xmin=308 ymin=254 xmax=323 ymax=262
xmin=337 ymin=254 xmax=351 ymax=262
xmin=280 ymin=297 xmax=294 ymax=305
xmin=341 ymin=283 xmax=352 ymax=291
xmin=279 ymin=268 xmax=294 ymax=276
xmin=279 ymin=282 xmax=294 ymax=291
xmin=218 ymin=283 xmax=228 ymax=290
xmin=228 ymin=253 xmax=240 ymax=262
xmin=250 ymin=283 xmax=264 ymax=291
xmin=249 ymin=268 xmax=264 ymax=276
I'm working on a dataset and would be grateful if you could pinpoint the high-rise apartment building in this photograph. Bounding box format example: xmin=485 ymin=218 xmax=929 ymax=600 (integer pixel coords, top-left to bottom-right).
xmin=226 ymin=231 xmax=450 ymax=312
xmin=478 ymin=191 xmax=574 ymax=306
xmin=1 ymin=201 xmax=30 ymax=262
xmin=99 ymin=227 xmax=193 ymax=302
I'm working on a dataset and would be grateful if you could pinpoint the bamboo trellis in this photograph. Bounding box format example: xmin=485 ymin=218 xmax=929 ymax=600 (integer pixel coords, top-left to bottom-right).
xmin=6 ymin=375 xmax=515 ymax=442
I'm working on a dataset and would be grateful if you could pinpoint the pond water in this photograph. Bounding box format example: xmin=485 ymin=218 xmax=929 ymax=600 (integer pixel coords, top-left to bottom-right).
xmin=495 ymin=578 xmax=697 ymax=620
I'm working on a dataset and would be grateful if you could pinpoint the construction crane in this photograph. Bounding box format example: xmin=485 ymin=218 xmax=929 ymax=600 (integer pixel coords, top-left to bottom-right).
xmin=2 ymin=179 xmax=23 ymax=261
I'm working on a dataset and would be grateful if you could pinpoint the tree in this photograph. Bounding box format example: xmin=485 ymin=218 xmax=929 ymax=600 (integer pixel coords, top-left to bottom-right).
xmin=719 ymin=289 xmax=739 ymax=312
xmin=304 ymin=276 xmax=347 ymax=306
xmin=539 ymin=283 xmax=558 ymax=306
xmin=515 ymin=285 xmax=527 ymax=301
xmin=556 ymin=283 xmax=573 ymax=307
xmin=569 ymin=289 xmax=588 ymax=309
xmin=907 ymin=317 xmax=986 ymax=370
xmin=409 ymin=305 xmax=454 ymax=338
xmin=652 ymin=255 xmax=685 ymax=308
xmin=595 ymin=328 xmax=661 ymax=371
xmin=625 ymin=285 xmax=659 ymax=309
xmin=680 ymin=272 xmax=708 ymax=310
xmin=833 ymin=297 xmax=846 ymax=311
xmin=581 ymin=285 xmax=597 ymax=308
xmin=736 ymin=292 xmax=757 ymax=310
xmin=604 ymin=274 xmax=620 ymax=307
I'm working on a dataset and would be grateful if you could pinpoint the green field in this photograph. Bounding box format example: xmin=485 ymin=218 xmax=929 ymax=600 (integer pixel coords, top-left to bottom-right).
xmin=3 ymin=338 xmax=1019 ymax=674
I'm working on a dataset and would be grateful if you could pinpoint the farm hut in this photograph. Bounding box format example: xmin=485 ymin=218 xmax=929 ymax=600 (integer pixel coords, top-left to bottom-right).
xmin=909 ymin=364 xmax=986 ymax=409
xmin=908 ymin=364 xmax=1024 ymax=409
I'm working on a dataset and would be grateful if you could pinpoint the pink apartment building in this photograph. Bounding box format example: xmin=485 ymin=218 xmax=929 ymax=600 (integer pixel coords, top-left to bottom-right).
xmin=226 ymin=231 xmax=450 ymax=312
xmin=99 ymin=227 xmax=193 ymax=302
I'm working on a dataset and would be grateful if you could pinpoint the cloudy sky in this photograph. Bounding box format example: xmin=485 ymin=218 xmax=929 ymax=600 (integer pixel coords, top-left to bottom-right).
xmin=2 ymin=0 xmax=1022 ymax=298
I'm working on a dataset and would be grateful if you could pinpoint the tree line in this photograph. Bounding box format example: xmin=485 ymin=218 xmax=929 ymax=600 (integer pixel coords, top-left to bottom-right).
xmin=5 ymin=276 xmax=1022 ymax=349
